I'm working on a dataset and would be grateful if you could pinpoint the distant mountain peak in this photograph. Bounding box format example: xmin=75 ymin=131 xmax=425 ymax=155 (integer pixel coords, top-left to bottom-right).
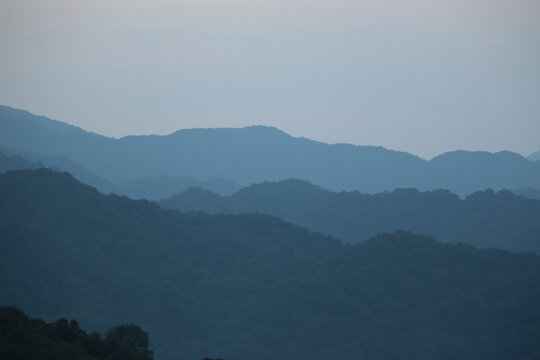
xmin=2 ymin=105 xmax=540 ymax=195
xmin=168 ymin=124 xmax=290 ymax=137
xmin=0 ymin=104 xmax=81 ymax=133
xmin=236 ymin=178 xmax=324 ymax=198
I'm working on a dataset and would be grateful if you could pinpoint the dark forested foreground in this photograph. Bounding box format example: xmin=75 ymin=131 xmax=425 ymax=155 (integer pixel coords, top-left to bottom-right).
xmin=0 ymin=306 xmax=153 ymax=360
xmin=1 ymin=169 xmax=540 ymax=360
xmin=161 ymin=179 xmax=540 ymax=253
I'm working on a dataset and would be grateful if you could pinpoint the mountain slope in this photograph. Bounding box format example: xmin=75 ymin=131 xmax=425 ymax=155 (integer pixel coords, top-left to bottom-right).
xmin=160 ymin=179 xmax=540 ymax=253
xmin=0 ymin=148 xmax=239 ymax=199
xmin=2 ymin=105 xmax=539 ymax=195
xmin=513 ymin=187 xmax=540 ymax=200
xmin=1 ymin=169 xmax=540 ymax=360
xmin=115 ymin=176 xmax=240 ymax=199
xmin=0 ymin=152 xmax=41 ymax=173
xmin=0 ymin=306 xmax=154 ymax=360
xmin=528 ymin=150 xmax=540 ymax=162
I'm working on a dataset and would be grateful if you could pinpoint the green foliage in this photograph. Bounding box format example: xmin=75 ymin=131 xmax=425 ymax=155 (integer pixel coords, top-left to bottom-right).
xmin=160 ymin=179 xmax=540 ymax=253
xmin=1 ymin=169 xmax=540 ymax=360
xmin=104 ymin=324 xmax=153 ymax=360
xmin=0 ymin=306 xmax=153 ymax=360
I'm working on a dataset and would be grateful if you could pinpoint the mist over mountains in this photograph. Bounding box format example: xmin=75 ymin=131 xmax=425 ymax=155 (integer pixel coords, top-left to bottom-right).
xmin=0 ymin=148 xmax=240 ymax=199
xmin=2 ymin=105 xmax=540 ymax=360
xmin=2 ymin=0 xmax=540 ymax=356
xmin=2 ymin=169 xmax=540 ymax=360
xmin=2 ymin=105 xmax=539 ymax=196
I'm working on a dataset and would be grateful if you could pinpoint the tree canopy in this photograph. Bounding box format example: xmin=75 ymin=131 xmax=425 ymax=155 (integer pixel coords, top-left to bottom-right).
xmin=0 ymin=306 xmax=153 ymax=360
xmin=1 ymin=169 xmax=540 ymax=360
xmin=160 ymin=178 xmax=540 ymax=253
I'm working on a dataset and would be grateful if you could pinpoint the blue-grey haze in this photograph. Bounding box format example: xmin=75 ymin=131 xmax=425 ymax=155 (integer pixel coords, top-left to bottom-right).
xmin=1 ymin=0 xmax=539 ymax=159
xmin=1 ymin=105 xmax=539 ymax=196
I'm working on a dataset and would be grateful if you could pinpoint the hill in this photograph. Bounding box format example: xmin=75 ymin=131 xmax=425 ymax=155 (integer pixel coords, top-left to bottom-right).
xmin=512 ymin=187 xmax=540 ymax=200
xmin=2 ymin=105 xmax=539 ymax=195
xmin=114 ymin=176 xmax=240 ymax=199
xmin=160 ymin=179 xmax=540 ymax=253
xmin=0 ymin=152 xmax=41 ymax=173
xmin=0 ymin=148 xmax=239 ymax=199
xmin=0 ymin=306 xmax=153 ymax=360
xmin=1 ymin=169 xmax=540 ymax=360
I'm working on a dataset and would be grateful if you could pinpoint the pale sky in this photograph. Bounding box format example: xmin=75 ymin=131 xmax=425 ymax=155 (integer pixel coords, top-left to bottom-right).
xmin=1 ymin=0 xmax=539 ymax=159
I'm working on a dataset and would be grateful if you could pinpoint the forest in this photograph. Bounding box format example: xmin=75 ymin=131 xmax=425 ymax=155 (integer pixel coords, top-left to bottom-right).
xmin=2 ymin=1 xmax=540 ymax=358
xmin=0 ymin=306 xmax=153 ymax=360
xmin=160 ymin=178 xmax=540 ymax=253
xmin=1 ymin=169 xmax=540 ymax=359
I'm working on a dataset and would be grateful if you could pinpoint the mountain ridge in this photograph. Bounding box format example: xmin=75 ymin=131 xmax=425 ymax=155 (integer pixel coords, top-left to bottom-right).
xmin=2 ymin=168 xmax=540 ymax=360
xmin=160 ymin=178 xmax=540 ymax=253
xmin=1 ymin=105 xmax=539 ymax=195
xmin=0 ymin=148 xmax=240 ymax=198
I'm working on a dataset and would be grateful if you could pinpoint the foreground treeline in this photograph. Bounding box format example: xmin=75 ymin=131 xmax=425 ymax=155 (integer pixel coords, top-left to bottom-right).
xmin=1 ymin=169 xmax=540 ymax=360
xmin=0 ymin=306 xmax=153 ymax=360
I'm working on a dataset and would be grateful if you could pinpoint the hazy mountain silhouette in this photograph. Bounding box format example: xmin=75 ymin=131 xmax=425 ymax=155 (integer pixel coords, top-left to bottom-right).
xmin=2 ymin=105 xmax=539 ymax=195
xmin=512 ymin=187 xmax=540 ymax=200
xmin=2 ymin=169 xmax=540 ymax=360
xmin=528 ymin=150 xmax=540 ymax=162
xmin=0 ymin=151 xmax=41 ymax=173
xmin=161 ymin=179 xmax=540 ymax=253
xmin=0 ymin=147 xmax=239 ymax=199
xmin=1 ymin=148 xmax=116 ymax=193
xmin=115 ymin=176 xmax=240 ymax=200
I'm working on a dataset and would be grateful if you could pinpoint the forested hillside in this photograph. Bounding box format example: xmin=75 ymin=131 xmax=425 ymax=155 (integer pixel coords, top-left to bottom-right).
xmin=0 ymin=306 xmax=153 ymax=360
xmin=160 ymin=179 xmax=540 ymax=253
xmin=1 ymin=169 xmax=540 ymax=360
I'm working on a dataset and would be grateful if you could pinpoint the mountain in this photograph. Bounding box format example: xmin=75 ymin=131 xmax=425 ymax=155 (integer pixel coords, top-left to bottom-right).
xmin=1 ymin=148 xmax=116 ymax=193
xmin=0 ymin=148 xmax=239 ymax=199
xmin=512 ymin=187 xmax=540 ymax=200
xmin=528 ymin=150 xmax=540 ymax=162
xmin=427 ymin=150 xmax=540 ymax=194
xmin=0 ymin=152 xmax=41 ymax=173
xmin=1 ymin=169 xmax=540 ymax=360
xmin=2 ymin=105 xmax=540 ymax=195
xmin=160 ymin=179 xmax=540 ymax=253
xmin=114 ymin=176 xmax=240 ymax=200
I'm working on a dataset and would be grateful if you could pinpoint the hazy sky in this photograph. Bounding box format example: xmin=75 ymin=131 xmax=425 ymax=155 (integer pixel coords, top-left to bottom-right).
xmin=1 ymin=0 xmax=539 ymax=159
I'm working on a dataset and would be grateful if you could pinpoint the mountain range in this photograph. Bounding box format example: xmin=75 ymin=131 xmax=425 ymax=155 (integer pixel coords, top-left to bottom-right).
xmin=160 ymin=179 xmax=540 ymax=253
xmin=1 ymin=169 xmax=540 ymax=360
xmin=1 ymin=105 xmax=539 ymax=196
xmin=0 ymin=149 xmax=239 ymax=199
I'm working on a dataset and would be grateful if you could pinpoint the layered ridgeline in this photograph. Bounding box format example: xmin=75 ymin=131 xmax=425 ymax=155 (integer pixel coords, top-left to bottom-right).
xmin=2 ymin=169 xmax=540 ymax=360
xmin=0 ymin=306 xmax=153 ymax=360
xmin=0 ymin=149 xmax=239 ymax=199
xmin=0 ymin=152 xmax=41 ymax=173
xmin=2 ymin=105 xmax=540 ymax=196
xmin=160 ymin=179 xmax=540 ymax=253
